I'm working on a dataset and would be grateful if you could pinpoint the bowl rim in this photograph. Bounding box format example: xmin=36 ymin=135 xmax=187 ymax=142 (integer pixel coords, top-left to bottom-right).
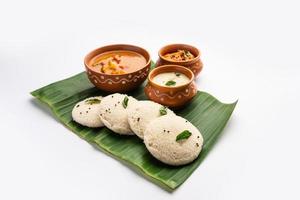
xmin=148 ymin=65 xmax=195 ymax=90
xmin=84 ymin=44 xmax=151 ymax=76
xmin=158 ymin=43 xmax=201 ymax=64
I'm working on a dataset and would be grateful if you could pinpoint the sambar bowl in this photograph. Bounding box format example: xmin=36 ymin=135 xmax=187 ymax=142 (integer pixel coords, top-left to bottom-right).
xmin=84 ymin=44 xmax=151 ymax=93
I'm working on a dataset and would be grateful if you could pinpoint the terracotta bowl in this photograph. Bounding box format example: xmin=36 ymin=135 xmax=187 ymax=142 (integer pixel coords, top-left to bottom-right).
xmin=156 ymin=44 xmax=203 ymax=77
xmin=144 ymin=65 xmax=197 ymax=109
xmin=84 ymin=44 xmax=151 ymax=93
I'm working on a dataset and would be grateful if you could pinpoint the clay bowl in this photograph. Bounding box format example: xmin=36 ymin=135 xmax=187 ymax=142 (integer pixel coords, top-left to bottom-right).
xmin=84 ymin=44 xmax=151 ymax=93
xmin=144 ymin=65 xmax=197 ymax=109
xmin=156 ymin=44 xmax=203 ymax=77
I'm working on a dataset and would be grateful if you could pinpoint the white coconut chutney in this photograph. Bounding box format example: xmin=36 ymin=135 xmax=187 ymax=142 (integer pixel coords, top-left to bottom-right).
xmin=152 ymin=72 xmax=190 ymax=87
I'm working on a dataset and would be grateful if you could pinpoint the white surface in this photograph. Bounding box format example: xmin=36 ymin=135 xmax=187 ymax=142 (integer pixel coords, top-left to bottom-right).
xmin=0 ymin=0 xmax=299 ymax=199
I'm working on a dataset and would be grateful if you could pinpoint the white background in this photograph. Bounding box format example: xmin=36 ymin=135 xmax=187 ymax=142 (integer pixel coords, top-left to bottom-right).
xmin=0 ymin=0 xmax=299 ymax=199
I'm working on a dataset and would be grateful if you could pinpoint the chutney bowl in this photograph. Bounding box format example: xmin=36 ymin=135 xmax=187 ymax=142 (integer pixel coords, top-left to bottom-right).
xmin=156 ymin=44 xmax=203 ymax=77
xmin=144 ymin=65 xmax=197 ymax=109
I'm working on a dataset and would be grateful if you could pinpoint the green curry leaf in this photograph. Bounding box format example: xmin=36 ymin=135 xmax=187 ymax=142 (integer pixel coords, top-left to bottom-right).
xmin=122 ymin=96 xmax=129 ymax=108
xmin=159 ymin=106 xmax=168 ymax=115
xmin=176 ymin=130 xmax=192 ymax=141
xmin=165 ymin=80 xmax=176 ymax=86
xmin=85 ymin=98 xmax=101 ymax=105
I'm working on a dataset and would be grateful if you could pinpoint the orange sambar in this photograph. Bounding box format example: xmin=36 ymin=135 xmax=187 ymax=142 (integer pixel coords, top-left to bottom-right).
xmin=89 ymin=50 xmax=147 ymax=75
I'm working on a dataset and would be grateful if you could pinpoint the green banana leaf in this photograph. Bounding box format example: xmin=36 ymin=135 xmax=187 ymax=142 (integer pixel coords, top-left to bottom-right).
xmin=31 ymin=71 xmax=237 ymax=191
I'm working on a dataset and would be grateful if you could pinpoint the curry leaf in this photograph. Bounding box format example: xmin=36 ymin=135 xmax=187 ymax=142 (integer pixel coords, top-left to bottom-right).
xmin=122 ymin=96 xmax=129 ymax=108
xmin=159 ymin=106 xmax=168 ymax=115
xmin=176 ymin=130 xmax=192 ymax=141
xmin=85 ymin=98 xmax=101 ymax=105
xmin=165 ymin=80 xmax=176 ymax=86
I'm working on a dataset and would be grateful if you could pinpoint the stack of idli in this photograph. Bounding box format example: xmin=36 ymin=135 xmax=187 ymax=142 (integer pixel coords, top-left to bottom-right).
xmin=71 ymin=93 xmax=204 ymax=166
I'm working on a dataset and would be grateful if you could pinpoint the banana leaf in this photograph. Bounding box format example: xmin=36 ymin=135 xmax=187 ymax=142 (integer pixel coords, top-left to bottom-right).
xmin=31 ymin=71 xmax=237 ymax=191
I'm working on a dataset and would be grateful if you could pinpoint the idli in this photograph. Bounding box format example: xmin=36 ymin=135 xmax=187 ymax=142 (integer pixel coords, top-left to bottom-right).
xmin=72 ymin=96 xmax=104 ymax=128
xmin=99 ymin=93 xmax=138 ymax=135
xmin=128 ymin=100 xmax=175 ymax=139
xmin=144 ymin=115 xmax=203 ymax=166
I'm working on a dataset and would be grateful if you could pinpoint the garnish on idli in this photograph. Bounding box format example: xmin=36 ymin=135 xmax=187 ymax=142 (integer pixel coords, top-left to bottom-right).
xmin=144 ymin=115 xmax=203 ymax=166
xmin=128 ymin=101 xmax=175 ymax=139
xmin=72 ymin=96 xmax=104 ymax=128
xmin=99 ymin=93 xmax=138 ymax=135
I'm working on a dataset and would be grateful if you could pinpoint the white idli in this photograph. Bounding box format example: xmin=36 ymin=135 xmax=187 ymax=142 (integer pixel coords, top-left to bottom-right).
xmin=144 ymin=115 xmax=203 ymax=166
xmin=128 ymin=100 xmax=175 ymax=139
xmin=72 ymin=96 xmax=104 ymax=128
xmin=99 ymin=93 xmax=138 ymax=135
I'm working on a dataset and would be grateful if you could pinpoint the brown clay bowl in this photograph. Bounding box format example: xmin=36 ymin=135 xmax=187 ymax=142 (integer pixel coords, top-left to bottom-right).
xmin=156 ymin=44 xmax=203 ymax=77
xmin=84 ymin=44 xmax=151 ymax=93
xmin=144 ymin=65 xmax=197 ymax=109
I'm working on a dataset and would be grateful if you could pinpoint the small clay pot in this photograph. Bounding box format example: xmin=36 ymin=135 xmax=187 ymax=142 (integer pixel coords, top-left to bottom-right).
xmin=156 ymin=44 xmax=203 ymax=77
xmin=144 ymin=65 xmax=197 ymax=109
xmin=84 ymin=44 xmax=151 ymax=93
